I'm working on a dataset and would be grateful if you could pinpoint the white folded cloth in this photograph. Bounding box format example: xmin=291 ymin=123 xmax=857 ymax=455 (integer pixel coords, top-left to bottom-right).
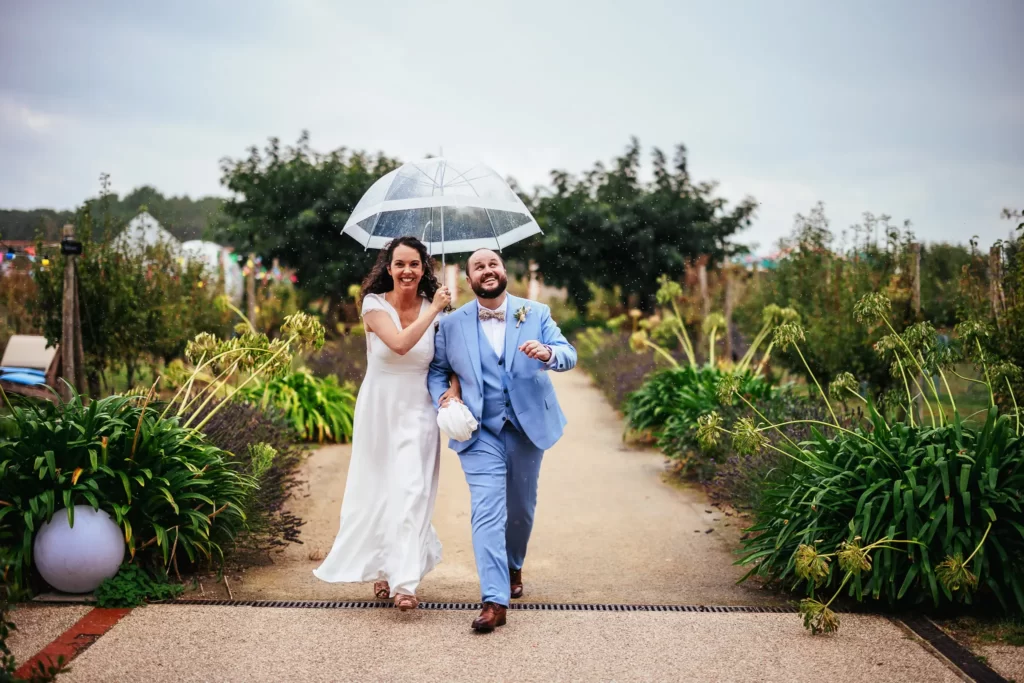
xmin=436 ymin=401 xmax=478 ymax=441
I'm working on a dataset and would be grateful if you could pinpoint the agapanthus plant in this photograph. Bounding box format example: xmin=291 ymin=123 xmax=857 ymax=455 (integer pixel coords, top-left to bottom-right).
xmin=700 ymin=293 xmax=1024 ymax=633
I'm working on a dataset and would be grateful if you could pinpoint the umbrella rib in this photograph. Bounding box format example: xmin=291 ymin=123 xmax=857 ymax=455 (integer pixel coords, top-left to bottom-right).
xmin=457 ymin=172 xmax=503 ymax=252
xmin=409 ymin=163 xmax=442 ymax=188
xmin=438 ymin=164 xmax=482 ymax=189
xmin=482 ymin=208 xmax=503 ymax=252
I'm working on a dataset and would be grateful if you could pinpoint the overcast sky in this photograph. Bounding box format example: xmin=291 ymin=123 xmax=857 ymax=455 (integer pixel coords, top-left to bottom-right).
xmin=1 ymin=0 xmax=1021 ymax=252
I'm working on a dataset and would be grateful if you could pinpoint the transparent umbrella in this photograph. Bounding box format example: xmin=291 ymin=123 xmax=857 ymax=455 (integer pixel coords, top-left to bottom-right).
xmin=341 ymin=158 xmax=541 ymax=267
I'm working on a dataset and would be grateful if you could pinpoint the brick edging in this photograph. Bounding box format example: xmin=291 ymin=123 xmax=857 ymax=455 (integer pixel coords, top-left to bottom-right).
xmin=14 ymin=607 xmax=131 ymax=678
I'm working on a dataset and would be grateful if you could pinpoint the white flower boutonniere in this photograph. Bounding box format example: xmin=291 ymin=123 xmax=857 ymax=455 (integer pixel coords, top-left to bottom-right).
xmin=514 ymin=305 xmax=531 ymax=328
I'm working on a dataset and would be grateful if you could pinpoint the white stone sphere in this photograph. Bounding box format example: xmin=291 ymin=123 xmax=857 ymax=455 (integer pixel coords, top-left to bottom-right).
xmin=34 ymin=506 xmax=125 ymax=593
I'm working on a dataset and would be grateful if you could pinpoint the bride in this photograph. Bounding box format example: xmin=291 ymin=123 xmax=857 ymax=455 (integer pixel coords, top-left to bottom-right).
xmin=313 ymin=236 xmax=457 ymax=610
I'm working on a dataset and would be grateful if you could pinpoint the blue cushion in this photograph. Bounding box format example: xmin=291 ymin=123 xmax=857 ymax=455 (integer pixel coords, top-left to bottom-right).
xmin=0 ymin=367 xmax=46 ymax=377
xmin=0 ymin=372 xmax=47 ymax=386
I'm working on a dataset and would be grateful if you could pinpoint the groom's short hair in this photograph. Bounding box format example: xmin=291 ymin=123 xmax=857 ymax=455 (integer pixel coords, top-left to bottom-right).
xmin=466 ymin=248 xmax=504 ymax=270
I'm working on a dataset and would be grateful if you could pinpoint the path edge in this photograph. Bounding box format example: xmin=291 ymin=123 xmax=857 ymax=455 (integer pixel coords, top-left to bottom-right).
xmin=14 ymin=607 xmax=132 ymax=679
xmin=896 ymin=615 xmax=1010 ymax=683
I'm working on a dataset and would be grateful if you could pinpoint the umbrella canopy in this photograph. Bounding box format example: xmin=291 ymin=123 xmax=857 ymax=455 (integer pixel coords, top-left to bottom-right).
xmin=341 ymin=158 xmax=541 ymax=263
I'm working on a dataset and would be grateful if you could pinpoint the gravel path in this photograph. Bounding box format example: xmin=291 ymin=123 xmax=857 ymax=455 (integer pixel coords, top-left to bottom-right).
xmin=225 ymin=370 xmax=777 ymax=606
xmin=6 ymin=604 xmax=92 ymax=663
xmin=61 ymin=605 xmax=963 ymax=683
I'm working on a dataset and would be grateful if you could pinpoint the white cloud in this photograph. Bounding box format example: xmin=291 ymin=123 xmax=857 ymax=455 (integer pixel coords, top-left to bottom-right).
xmin=0 ymin=97 xmax=63 ymax=132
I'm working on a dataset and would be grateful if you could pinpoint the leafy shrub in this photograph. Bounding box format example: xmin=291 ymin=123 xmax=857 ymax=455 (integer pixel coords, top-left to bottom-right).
xmin=0 ymin=311 xmax=326 ymax=590
xmin=739 ymin=204 xmax=920 ymax=395
xmin=625 ymin=365 xmax=775 ymax=478
xmin=0 ymin=269 xmax=39 ymax=351
xmin=574 ymin=327 xmax=674 ymax=409
xmin=958 ymin=209 xmax=1024 ymax=408
xmin=305 ymin=333 xmax=368 ymax=388
xmin=95 ymin=563 xmax=184 ymax=607
xmin=186 ymin=398 xmax=305 ymax=554
xmin=738 ymin=409 xmax=1024 ymax=615
xmin=0 ymin=391 xmax=263 ymax=589
xmin=31 ymin=203 xmax=233 ymax=394
xmin=703 ymin=393 xmax=836 ymax=511
xmin=236 ymin=369 xmax=355 ymax=443
xmin=705 ymin=292 xmax=1024 ymax=631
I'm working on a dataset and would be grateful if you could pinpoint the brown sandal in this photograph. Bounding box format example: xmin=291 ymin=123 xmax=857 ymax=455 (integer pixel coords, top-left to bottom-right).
xmin=394 ymin=594 xmax=419 ymax=611
xmin=373 ymin=581 xmax=390 ymax=600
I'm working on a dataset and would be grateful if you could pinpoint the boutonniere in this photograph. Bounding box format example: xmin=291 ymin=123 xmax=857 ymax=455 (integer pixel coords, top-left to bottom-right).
xmin=514 ymin=305 xmax=531 ymax=328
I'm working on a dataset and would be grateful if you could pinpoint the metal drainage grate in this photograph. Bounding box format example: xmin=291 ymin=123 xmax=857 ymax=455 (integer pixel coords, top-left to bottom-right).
xmin=898 ymin=615 xmax=1009 ymax=683
xmin=169 ymin=599 xmax=798 ymax=613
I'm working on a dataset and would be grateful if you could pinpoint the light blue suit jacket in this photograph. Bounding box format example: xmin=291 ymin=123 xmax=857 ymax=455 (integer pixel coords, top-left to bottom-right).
xmin=428 ymin=294 xmax=577 ymax=453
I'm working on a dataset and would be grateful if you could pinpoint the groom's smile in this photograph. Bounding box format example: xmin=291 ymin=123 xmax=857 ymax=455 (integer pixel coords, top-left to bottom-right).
xmin=467 ymin=249 xmax=508 ymax=301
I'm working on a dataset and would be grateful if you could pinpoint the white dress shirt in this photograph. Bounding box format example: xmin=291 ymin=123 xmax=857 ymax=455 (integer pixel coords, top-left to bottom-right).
xmin=478 ymin=297 xmax=556 ymax=367
xmin=478 ymin=299 xmax=509 ymax=358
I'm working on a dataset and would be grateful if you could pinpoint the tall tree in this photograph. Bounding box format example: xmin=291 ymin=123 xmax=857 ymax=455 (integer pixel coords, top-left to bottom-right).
xmin=522 ymin=138 xmax=756 ymax=311
xmin=216 ymin=132 xmax=401 ymax=324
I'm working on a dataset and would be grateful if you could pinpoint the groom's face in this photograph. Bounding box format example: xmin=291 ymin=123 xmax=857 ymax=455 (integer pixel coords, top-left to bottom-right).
xmin=467 ymin=249 xmax=508 ymax=300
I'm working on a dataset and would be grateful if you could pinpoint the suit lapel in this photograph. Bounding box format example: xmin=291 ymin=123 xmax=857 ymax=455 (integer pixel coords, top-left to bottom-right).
xmin=504 ymin=295 xmax=525 ymax=372
xmin=461 ymin=301 xmax=483 ymax=387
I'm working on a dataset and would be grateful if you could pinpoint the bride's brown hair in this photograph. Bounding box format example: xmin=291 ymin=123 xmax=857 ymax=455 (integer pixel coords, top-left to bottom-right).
xmin=360 ymin=237 xmax=441 ymax=305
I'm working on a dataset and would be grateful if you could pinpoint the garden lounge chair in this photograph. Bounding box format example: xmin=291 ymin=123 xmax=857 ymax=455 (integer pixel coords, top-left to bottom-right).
xmin=0 ymin=335 xmax=59 ymax=401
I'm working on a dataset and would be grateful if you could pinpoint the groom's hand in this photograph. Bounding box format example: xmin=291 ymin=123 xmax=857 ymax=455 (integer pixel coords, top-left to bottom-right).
xmin=518 ymin=340 xmax=552 ymax=362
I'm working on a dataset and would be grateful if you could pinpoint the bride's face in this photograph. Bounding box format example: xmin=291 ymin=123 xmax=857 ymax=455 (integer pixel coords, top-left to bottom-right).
xmin=388 ymin=244 xmax=424 ymax=294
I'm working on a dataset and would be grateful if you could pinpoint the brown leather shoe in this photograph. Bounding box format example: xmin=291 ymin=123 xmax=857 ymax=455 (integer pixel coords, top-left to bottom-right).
xmin=510 ymin=568 xmax=524 ymax=599
xmin=472 ymin=602 xmax=507 ymax=632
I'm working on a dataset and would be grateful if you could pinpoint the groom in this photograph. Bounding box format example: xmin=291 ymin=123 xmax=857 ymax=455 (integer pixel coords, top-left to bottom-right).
xmin=428 ymin=248 xmax=576 ymax=632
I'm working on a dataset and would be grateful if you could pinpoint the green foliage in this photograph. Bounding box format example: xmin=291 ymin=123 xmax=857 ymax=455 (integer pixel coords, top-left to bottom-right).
xmin=237 ymin=369 xmax=355 ymax=444
xmin=522 ymin=138 xmax=756 ymax=311
xmin=705 ymin=293 xmax=1024 ymax=623
xmin=958 ymin=210 xmax=1024 ymax=408
xmin=574 ymin=327 xmax=673 ymax=409
xmin=921 ymin=242 xmax=972 ymax=328
xmin=0 ymin=270 xmax=39 ymax=351
xmin=178 ymin=396 xmax=306 ymax=559
xmin=305 ymin=334 xmax=368 ymax=388
xmin=29 ymin=191 xmax=231 ymax=394
xmin=0 ymin=186 xmax=224 ymax=243
xmin=0 ymin=390 xmax=261 ymax=590
xmin=625 ymin=365 xmax=775 ymax=478
xmin=217 ymin=133 xmax=401 ymax=324
xmin=739 ymin=410 xmax=1024 ymax=613
xmin=740 ymin=203 xmax=921 ymax=395
xmin=94 ymin=563 xmax=184 ymax=608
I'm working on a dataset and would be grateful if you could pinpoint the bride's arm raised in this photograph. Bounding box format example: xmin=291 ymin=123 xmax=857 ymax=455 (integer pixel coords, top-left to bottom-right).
xmin=363 ymin=288 xmax=450 ymax=356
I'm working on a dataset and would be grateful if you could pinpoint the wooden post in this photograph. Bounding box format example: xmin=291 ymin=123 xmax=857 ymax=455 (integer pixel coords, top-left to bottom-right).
xmin=910 ymin=242 xmax=921 ymax=319
xmin=60 ymin=223 xmax=82 ymax=401
xmin=696 ymin=255 xmax=710 ymax=362
xmin=990 ymin=245 xmax=1005 ymax=323
xmin=697 ymin=256 xmax=710 ymax=319
xmin=909 ymin=242 xmax=923 ymax=418
xmin=246 ymin=253 xmax=257 ymax=325
xmin=723 ymin=264 xmax=734 ymax=362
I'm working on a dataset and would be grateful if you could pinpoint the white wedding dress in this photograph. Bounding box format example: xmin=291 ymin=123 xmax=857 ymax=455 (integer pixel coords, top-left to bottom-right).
xmin=313 ymin=293 xmax=443 ymax=597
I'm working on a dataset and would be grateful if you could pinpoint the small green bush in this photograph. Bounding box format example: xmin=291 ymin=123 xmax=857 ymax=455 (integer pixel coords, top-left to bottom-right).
xmin=0 ymin=392 xmax=260 ymax=589
xmin=625 ymin=365 xmax=775 ymax=478
xmin=236 ymin=369 xmax=355 ymax=443
xmin=95 ymin=563 xmax=184 ymax=608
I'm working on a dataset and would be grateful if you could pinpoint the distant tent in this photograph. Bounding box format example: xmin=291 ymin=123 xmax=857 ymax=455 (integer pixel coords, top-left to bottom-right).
xmin=112 ymin=212 xmax=179 ymax=253
xmin=181 ymin=240 xmax=244 ymax=305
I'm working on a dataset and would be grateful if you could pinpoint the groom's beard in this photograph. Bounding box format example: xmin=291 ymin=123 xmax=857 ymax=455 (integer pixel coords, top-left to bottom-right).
xmin=471 ymin=274 xmax=508 ymax=299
